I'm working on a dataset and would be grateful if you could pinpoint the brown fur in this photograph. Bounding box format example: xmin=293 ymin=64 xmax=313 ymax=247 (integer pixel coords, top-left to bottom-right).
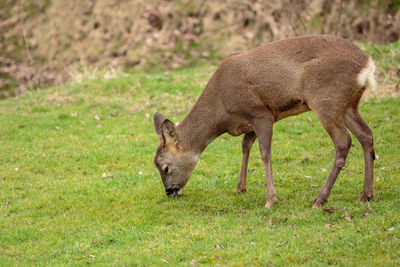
xmin=154 ymin=35 xmax=375 ymax=207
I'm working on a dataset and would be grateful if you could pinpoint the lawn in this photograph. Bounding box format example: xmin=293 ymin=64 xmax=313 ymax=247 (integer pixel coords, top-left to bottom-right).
xmin=0 ymin=65 xmax=399 ymax=266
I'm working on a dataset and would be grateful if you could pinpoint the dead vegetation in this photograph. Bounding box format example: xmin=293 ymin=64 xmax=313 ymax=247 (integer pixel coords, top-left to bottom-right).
xmin=1 ymin=0 xmax=399 ymax=97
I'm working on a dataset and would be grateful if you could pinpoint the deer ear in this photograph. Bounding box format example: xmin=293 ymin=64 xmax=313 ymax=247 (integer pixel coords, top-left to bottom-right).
xmin=161 ymin=119 xmax=178 ymax=145
xmin=154 ymin=112 xmax=167 ymax=135
xmin=154 ymin=112 xmax=178 ymax=145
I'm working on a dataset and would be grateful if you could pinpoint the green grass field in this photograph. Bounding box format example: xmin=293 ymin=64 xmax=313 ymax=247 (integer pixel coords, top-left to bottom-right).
xmin=0 ymin=65 xmax=399 ymax=266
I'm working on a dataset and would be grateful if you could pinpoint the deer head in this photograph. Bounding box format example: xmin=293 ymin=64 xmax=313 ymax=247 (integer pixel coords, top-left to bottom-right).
xmin=153 ymin=112 xmax=199 ymax=197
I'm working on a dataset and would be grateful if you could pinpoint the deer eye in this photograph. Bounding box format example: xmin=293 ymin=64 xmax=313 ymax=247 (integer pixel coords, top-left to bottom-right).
xmin=162 ymin=166 xmax=169 ymax=175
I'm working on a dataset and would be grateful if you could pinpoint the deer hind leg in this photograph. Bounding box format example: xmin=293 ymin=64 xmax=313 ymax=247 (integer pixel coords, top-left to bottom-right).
xmin=313 ymin=112 xmax=352 ymax=207
xmin=344 ymin=107 xmax=374 ymax=201
xmin=250 ymin=115 xmax=277 ymax=208
xmin=237 ymin=131 xmax=257 ymax=192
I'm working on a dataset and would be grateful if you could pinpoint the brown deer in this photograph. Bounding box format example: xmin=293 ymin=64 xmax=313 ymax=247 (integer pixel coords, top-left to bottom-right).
xmin=153 ymin=35 xmax=376 ymax=208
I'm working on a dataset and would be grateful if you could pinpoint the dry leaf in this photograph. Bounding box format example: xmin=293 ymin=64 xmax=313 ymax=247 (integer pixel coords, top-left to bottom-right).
xmin=189 ymin=259 xmax=198 ymax=266
xmin=345 ymin=212 xmax=351 ymax=222
xmin=345 ymin=170 xmax=353 ymax=175
xmin=322 ymin=208 xmax=335 ymax=214
xmin=307 ymin=117 xmax=312 ymax=123
xmin=215 ymin=244 xmax=221 ymax=250
xmin=162 ymin=259 xmax=169 ymax=264
xmin=94 ymin=115 xmax=100 ymax=121
xmin=310 ymin=183 xmax=319 ymax=188
xmin=102 ymin=173 xmax=115 ymax=178
xmin=388 ymin=227 xmax=394 ymax=231
xmin=96 ymin=123 xmax=102 ymax=127
xmin=325 ymin=223 xmax=331 ymax=228
xmin=239 ymin=226 xmax=245 ymax=231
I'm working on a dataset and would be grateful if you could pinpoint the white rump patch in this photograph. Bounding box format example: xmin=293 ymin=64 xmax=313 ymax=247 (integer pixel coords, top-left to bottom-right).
xmin=357 ymin=57 xmax=377 ymax=92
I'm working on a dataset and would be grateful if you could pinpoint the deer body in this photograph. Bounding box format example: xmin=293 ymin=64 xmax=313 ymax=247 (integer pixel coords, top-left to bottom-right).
xmin=154 ymin=35 xmax=376 ymax=208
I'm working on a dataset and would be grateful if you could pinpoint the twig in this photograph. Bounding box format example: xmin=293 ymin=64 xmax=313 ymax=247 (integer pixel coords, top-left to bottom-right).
xmin=22 ymin=28 xmax=33 ymax=65
xmin=204 ymin=249 xmax=217 ymax=258
xmin=276 ymin=240 xmax=289 ymax=248
xmin=335 ymin=0 xmax=343 ymax=35
xmin=199 ymin=244 xmax=221 ymax=261
xmin=289 ymin=0 xmax=308 ymax=34
xmin=0 ymin=12 xmax=26 ymax=29
xmin=62 ymin=63 xmax=75 ymax=79
xmin=371 ymin=44 xmax=382 ymax=55
xmin=284 ymin=0 xmax=298 ymax=36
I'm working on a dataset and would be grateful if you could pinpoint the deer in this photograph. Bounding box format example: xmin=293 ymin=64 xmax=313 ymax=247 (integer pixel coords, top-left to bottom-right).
xmin=153 ymin=35 xmax=376 ymax=208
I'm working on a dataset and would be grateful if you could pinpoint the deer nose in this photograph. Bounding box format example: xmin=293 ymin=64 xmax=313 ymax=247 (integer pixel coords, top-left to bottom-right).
xmin=166 ymin=188 xmax=177 ymax=196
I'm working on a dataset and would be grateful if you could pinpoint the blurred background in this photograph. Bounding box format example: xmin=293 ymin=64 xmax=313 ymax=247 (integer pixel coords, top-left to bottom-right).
xmin=1 ymin=0 xmax=399 ymax=98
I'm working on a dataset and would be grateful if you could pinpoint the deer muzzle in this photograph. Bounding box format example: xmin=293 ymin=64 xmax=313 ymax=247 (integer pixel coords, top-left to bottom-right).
xmin=166 ymin=187 xmax=183 ymax=197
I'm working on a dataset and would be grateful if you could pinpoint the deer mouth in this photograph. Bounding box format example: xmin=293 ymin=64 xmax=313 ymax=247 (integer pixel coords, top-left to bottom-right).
xmin=166 ymin=188 xmax=183 ymax=197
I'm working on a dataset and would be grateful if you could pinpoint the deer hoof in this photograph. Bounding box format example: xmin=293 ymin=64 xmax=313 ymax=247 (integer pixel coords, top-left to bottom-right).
xmin=237 ymin=188 xmax=246 ymax=193
xmin=265 ymin=197 xmax=277 ymax=209
xmin=313 ymin=198 xmax=328 ymax=208
xmin=360 ymin=193 xmax=374 ymax=202
xmin=265 ymin=201 xmax=274 ymax=209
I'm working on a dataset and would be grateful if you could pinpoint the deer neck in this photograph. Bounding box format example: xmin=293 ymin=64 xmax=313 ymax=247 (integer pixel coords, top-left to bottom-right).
xmin=176 ymin=89 xmax=225 ymax=155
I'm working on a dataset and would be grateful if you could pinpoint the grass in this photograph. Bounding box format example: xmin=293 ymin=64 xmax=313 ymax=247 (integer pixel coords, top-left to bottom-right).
xmin=0 ymin=65 xmax=399 ymax=266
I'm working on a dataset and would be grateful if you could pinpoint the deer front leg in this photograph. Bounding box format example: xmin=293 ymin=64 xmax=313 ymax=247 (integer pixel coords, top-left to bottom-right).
xmin=251 ymin=115 xmax=277 ymax=208
xmin=237 ymin=131 xmax=257 ymax=192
